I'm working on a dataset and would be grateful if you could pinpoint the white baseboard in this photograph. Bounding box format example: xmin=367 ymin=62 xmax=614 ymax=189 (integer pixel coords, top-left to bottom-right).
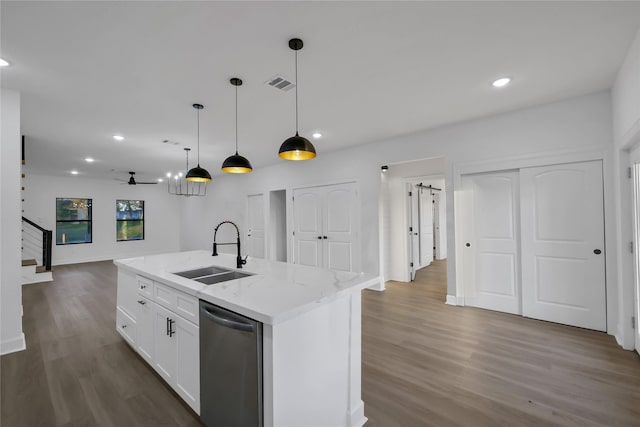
xmin=0 ymin=333 xmax=26 ymax=355
xmin=348 ymin=400 xmax=367 ymax=427
xmin=367 ymin=278 xmax=386 ymax=292
xmin=446 ymin=295 xmax=458 ymax=306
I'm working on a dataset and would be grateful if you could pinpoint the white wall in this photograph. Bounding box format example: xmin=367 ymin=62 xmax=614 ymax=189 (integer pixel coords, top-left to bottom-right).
xmin=24 ymin=175 xmax=181 ymax=265
xmin=183 ymin=91 xmax=613 ymax=299
xmin=1 ymin=89 xmax=25 ymax=355
xmin=612 ymin=27 xmax=640 ymax=350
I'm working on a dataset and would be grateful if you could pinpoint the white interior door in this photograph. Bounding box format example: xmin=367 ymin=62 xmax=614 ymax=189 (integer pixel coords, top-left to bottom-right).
xmin=631 ymin=163 xmax=640 ymax=353
xmin=293 ymin=187 xmax=323 ymax=267
xmin=520 ymin=161 xmax=606 ymax=331
xmin=462 ymin=171 xmax=521 ymax=315
xmin=324 ymin=182 xmax=359 ymax=272
xmin=419 ymin=188 xmax=434 ymax=267
xmin=247 ymin=194 xmax=265 ymax=259
xmin=408 ymin=184 xmax=419 ymax=280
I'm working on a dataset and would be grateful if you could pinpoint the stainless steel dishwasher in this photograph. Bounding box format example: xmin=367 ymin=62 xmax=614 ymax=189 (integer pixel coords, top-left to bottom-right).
xmin=199 ymin=300 xmax=263 ymax=427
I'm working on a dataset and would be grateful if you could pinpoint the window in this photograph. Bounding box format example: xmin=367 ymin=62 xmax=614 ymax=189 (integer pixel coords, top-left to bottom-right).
xmin=56 ymin=198 xmax=92 ymax=245
xmin=116 ymin=200 xmax=144 ymax=241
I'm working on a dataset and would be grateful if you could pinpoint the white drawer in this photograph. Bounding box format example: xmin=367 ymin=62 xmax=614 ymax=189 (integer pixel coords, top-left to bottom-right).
xmin=154 ymin=282 xmax=199 ymax=326
xmin=137 ymin=275 xmax=154 ymax=298
xmin=116 ymin=306 xmax=137 ymax=347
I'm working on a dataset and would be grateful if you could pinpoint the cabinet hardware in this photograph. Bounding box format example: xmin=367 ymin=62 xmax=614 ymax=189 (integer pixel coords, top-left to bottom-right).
xmin=137 ymin=300 xmax=146 ymax=305
xmin=169 ymin=319 xmax=175 ymax=337
xmin=122 ymin=324 xmax=127 ymax=329
xmin=166 ymin=317 xmax=170 ymax=336
xmin=140 ymin=285 xmax=146 ymax=289
xmin=594 ymin=249 xmax=602 ymax=255
xmin=465 ymin=243 xmax=471 ymax=247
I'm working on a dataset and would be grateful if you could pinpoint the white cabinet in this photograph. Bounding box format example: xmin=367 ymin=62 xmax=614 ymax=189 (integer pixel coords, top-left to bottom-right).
xmin=116 ymin=273 xmax=200 ymax=414
xmin=135 ymin=296 xmax=154 ymax=365
xmin=293 ymin=182 xmax=360 ymax=272
xmin=154 ymin=303 xmax=176 ymax=384
xmin=174 ymin=315 xmax=200 ymax=412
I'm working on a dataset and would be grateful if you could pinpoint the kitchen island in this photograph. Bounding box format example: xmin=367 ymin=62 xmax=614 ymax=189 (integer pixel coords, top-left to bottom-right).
xmin=114 ymin=250 xmax=378 ymax=427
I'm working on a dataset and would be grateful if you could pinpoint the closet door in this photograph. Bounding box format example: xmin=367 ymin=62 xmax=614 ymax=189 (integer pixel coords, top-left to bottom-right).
xmin=419 ymin=189 xmax=434 ymax=267
xmin=462 ymin=171 xmax=521 ymax=315
xmin=324 ymin=182 xmax=359 ymax=272
xmin=520 ymin=161 xmax=606 ymax=331
xmin=292 ymin=187 xmax=323 ymax=268
xmin=247 ymin=194 xmax=265 ymax=259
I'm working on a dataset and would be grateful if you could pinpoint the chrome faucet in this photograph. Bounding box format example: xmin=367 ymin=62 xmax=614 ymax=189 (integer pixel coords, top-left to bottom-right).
xmin=212 ymin=220 xmax=247 ymax=269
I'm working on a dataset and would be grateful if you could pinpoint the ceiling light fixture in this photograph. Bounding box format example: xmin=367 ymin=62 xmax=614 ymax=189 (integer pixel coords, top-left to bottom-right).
xmin=169 ymin=147 xmax=207 ymax=196
xmin=278 ymin=38 xmax=316 ymax=161
xmin=85 ymin=157 xmax=95 ymax=163
xmin=185 ymin=104 xmax=212 ymax=183
xmin=492 ymin=77 xmax=511 ymax=88
xmin=312 ymin=132 xmax=322 ymax=139
xmin=71 ymin=170 xmax=79 ymax=175
xmin=0 ymin=58 xmax=10 ymax=67
xmin=222 ymin=78 xmax=253 ymax=173
xmin=113 ymin=135 xmax=125 ymax=141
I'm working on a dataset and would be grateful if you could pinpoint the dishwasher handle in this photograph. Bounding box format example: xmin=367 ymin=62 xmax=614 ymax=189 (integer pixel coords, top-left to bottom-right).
xmin=201 ymin=305 xmax=255 ymax=333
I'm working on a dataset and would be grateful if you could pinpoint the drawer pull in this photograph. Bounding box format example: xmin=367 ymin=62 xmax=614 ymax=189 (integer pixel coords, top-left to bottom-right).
xmin=137 ymin=300 xmax=146 ymax=305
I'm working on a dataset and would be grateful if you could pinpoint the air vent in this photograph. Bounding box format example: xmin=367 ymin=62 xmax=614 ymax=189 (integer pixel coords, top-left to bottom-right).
xmin=265 ymin=75 xmax=295 ymax=92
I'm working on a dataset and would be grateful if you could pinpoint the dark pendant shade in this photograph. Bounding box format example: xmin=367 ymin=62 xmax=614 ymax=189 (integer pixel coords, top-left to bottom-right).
xmin=278 ymin=133 xmax=316 ymax=161
xmin=221 ymin=153 xmax=253 ymax=173
xmin=185 ymin=164 xmax=212 ymax=182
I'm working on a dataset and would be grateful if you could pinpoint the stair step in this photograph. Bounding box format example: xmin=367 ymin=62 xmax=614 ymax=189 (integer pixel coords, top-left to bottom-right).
xmin=21 ymin=259 xmax=37 ymax=267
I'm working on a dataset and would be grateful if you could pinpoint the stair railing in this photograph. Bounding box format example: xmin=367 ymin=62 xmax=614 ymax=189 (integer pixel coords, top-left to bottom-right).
xmin=21 ymin=217 xmax=52 ymax=271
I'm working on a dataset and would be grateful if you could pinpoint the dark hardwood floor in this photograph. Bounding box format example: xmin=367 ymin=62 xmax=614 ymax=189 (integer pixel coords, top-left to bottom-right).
xmin=2 ymin=259 xmax=639 ymax=426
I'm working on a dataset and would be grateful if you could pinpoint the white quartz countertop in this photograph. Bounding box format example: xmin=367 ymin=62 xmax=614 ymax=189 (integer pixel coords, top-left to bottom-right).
xmin=114 ymin=250 xmax=379 ymax=325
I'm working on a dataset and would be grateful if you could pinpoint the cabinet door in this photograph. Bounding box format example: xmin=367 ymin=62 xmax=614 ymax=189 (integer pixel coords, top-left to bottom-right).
xmin=117 ymin=269 xmax=138 ymax=320
xmin=175 ymin=316 xmax=200 ymax=414
xmin=154 ymin=304 xmax=176 ymax=384
xmin=136 ymin=297 xmax=154 ymax=365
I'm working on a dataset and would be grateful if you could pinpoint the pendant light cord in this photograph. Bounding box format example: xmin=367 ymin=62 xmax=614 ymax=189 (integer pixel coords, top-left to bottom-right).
xmin=235 ymin=83 xmax=239 ymax=155
xmin=295 ymin=49 xmax=299 ymax=135
xmin=196 ymin=108 xmax=201 ymax=165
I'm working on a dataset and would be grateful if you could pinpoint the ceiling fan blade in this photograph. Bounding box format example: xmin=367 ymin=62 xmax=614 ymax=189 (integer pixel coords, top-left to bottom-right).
xmin=135 ymin=182 xmax=158 ymax=185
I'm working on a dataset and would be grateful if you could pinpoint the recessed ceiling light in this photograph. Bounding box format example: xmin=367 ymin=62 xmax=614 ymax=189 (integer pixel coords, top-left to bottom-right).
xmin=113 ymin=135 xmax=125 ymax=141
xmin=492 ymin=77 xmax=511 ymax=88
xmin=84 ymin=157 xmax=95 ymax=163
xmin=70 ymin=170 xmax=79 ymax=175
xmin=312 ymin=132 xmax=322 ymax=139
xmin=0 ymin=58 xmax=9 ymax=67
xmin=157 ymin=178 xmax=164 ymax=183
xmin=166 ymin=172 xmax=172 ymax=178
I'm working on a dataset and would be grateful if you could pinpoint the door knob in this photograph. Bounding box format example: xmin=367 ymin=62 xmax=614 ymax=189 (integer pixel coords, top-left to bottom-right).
xmin=594 ymin=249 xmax=602 ymax=255
xmin=317 ymin=236 xmax=322 ymax=240
xmin=323 ymin=236 xmax=328 ymax=239
xmin=465 ymin=243 xmax=471 ymax=247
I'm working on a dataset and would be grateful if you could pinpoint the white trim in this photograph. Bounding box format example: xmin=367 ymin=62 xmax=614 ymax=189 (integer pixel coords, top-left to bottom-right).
xmin=0 ymin=333 xmax=26 ymax=355
xmin=348 ymin=400 xmax=367 ymax=427
xmin=367 ymin=278 xmax=386 ymax=292
xmin=446 ymin=295 xmax=457 ymax=306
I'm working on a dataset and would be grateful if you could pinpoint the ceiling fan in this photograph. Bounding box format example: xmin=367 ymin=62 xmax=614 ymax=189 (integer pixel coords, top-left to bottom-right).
xmin=118 ymin=171 xmax=158 ymax=185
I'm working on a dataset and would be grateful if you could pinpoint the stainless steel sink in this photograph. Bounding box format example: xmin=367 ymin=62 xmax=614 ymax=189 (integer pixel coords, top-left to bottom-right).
xmin=173 ymin=266 xmax=253 ymax=285
xmin=195 ymin=271 xmax=253 ymax=285
xmin=173 ymin=266 xmax=230 ymax=279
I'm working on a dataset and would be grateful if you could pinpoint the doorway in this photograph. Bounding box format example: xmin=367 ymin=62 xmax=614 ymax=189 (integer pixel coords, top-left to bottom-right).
xmin=379 ymin=157 xmax=447 ymax=283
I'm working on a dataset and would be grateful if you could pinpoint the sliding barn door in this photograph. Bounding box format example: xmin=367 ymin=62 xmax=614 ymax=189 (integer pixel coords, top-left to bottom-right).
xmin=520 ymin=161 xmax=606 ymax=331
xmin=462 ymin=171 xmax=521 ymax=315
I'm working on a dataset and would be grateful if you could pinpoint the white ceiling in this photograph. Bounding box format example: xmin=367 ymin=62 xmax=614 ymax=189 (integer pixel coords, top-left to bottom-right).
xmin=2 ymin=1 xmax=640 ymax=182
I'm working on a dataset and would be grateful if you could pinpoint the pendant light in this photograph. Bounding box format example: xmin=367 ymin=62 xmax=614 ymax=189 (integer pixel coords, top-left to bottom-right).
xmin=278 ymin=38 xmax=316 ymax=161
xmin=185 ymin=103 xmax=212 ymax=182
xmin=222 ymin=78 xmax=253 ymax=173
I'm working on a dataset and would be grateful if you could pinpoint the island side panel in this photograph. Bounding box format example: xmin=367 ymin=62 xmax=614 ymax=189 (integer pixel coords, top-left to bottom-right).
xmin=267 ymin=292 xmax=365 ymax=427
xmin=348 ymin=292 xmax=366 ymax=427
